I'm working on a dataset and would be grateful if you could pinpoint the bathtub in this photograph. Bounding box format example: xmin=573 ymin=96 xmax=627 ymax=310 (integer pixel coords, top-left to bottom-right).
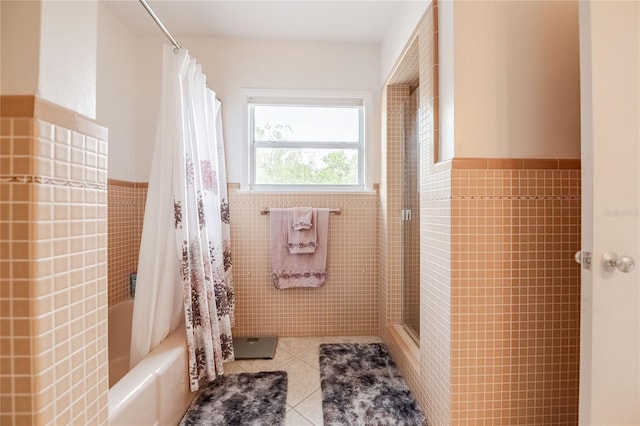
xmin=108 ymin=299 xmax=195 ymax=426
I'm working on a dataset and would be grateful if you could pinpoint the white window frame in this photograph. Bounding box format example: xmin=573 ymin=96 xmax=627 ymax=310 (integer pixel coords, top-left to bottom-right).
xmin=243 ymin=89 xmax=371 ymax=192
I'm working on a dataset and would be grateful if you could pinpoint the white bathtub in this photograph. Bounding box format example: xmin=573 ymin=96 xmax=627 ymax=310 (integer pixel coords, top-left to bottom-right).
xmin=108 ymin=299 xmax=195 ymax=426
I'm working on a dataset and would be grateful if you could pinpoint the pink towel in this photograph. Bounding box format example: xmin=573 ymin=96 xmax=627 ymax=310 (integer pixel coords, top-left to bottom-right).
xmin=287 ymin=208 xmax=317 ymax=254
xmin=270 ymin=208 xmax=330 ymax=289
xmin=291 ymin=207 xmax=313 ymax=230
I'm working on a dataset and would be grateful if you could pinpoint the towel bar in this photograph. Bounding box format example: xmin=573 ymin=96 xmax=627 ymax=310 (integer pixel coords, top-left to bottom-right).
xmin=260 ymin=207 xmax=342 ymax=215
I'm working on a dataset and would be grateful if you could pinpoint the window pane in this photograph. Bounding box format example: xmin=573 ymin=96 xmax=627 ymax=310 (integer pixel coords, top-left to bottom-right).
xmin=255 ymin=148 xmax=359 ymax=185
xmin=253 ymin=105 xmax=360 ymax=143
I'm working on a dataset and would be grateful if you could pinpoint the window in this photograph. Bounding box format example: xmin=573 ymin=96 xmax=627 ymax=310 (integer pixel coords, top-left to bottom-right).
xmin=249 ymin=96 xmax=364 ymax=190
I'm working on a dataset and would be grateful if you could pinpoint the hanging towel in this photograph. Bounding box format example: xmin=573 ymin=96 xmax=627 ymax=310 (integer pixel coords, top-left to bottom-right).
xmin=270 ymin=208 xmax=330 ymax=289
xmin=287 ymin=208 xmax=317 ymax=254
xmin=291 ymin=207 xmax=313 ymax=230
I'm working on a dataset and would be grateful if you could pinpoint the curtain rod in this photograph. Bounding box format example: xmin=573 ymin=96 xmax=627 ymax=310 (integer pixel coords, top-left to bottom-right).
xmin=138 ymin=0 xmax=181 ymax=51
xmin=138 ymin=0 xmax=222 ymax=102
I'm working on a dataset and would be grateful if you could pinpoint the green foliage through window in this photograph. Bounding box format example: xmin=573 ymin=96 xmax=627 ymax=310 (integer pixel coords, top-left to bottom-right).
xmin=250 ymin=99 xmax=363 ymax=188
xmin=256 ymin=146 xmax=358 ymax=185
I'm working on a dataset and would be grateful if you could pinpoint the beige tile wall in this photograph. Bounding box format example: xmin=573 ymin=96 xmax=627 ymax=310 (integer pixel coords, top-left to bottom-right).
xmin=107 ymin=180 xmax=147 ymax=306
xmin=228 ymin=186 xmax=379 ymax=337
xmin=420 ymin=164 xmax=453 ymax=426
xmin=107 ymin=183 xmax=379 ymax=338
xmin=0 ymin=96 xmax=109 ymax=425
xmin=450 ymin=162 xmax=581 ymax=425
xmin=0 ymin=116 xmax=35 ymax=425
xmin=417 ymin=6 xmax=456 ymax=423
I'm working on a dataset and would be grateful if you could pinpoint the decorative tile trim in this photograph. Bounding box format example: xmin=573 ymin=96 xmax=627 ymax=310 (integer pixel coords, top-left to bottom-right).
xmin=452 ymin=157 xmax=581 ymax=170
xmin=0 ymin=95 xmax=35 ymax=117
xmin=108 ymin=200 xmax=143 ymax=206
xmin=423 ymin=194 xmax=581 ymax=201
xmin=1 ymin=175 xmax=107 ymax=190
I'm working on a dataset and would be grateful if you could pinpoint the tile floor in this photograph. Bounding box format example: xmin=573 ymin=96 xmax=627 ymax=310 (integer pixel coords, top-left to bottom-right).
xmin=224 ymin=335 xmax=382 ymax=426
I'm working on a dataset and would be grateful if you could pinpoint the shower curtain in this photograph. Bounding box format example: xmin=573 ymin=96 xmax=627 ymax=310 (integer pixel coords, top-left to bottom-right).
xmin=130 ymin=45 xmax=235 ymax=392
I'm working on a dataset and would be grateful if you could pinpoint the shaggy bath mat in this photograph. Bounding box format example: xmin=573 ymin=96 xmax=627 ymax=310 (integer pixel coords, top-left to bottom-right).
xmin=319 ymin=343 xmax=427 ymax=426
xmin=179 ymin=371 xmax=287 ymax=426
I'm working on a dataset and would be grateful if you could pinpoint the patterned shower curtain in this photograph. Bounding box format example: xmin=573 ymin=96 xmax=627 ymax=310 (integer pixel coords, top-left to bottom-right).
xmin=131 ymin=45 xmax=234 ymax=392
xmin=175 ymin=55 xmax=235 ymax=391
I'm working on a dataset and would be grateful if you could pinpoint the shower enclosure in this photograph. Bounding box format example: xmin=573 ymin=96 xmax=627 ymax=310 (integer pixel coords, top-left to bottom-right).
xmin=402 ymin=88 xmax=420 ymax=342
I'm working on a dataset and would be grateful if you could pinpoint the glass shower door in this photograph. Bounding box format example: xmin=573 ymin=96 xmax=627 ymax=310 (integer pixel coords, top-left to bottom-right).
xmin=402 ymin=88 xmax=420 ymax=342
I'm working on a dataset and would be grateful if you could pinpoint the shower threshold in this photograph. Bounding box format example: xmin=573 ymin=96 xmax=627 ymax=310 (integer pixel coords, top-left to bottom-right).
xmin=232 ymin=336 xmax=278 ymax=359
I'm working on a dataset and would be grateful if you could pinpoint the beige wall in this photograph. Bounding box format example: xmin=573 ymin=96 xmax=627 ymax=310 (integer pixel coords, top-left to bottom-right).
xmin=450 ymin=0 xmax=581 ymax=159
xmin=97 ymin=3 xmax=138 ymax=182
xmin=0 ymin=1 xmax=98 ymax=119
xmin=380 ymin=1 xmax=428 ymax=84
xmin=438 ymin=0 xmax=455 ymax=162
xmin=0 ymin=1 xmax=40 ymax=96
xmin=38 ymin=1 xmax=98 ymax=119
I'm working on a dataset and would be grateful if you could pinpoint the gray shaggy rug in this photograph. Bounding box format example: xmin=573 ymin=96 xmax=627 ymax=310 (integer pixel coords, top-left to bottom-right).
xmin=179 ymin=371 xmax=287 ymax=426
xmin=319 ymin=343 xmax=427 ymax=426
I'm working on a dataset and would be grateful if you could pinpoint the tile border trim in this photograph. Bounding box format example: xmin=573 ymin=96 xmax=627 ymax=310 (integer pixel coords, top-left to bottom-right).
xmin=452 ymin=157 xmax=581 ymax=170
xmin=423 ymin=194 xmax=581 ymax=202
xmin=108 ymin=178 xmax=148 ymax=189
xmin=1 ymin=95 xmax=108 ymax=141
xmin=0 ymin=175 xmax=107 ymax=190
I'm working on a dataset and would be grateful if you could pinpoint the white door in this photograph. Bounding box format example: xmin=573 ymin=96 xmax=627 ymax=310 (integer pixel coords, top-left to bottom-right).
xmin=578 ymin=1 xmax=640 ymax=425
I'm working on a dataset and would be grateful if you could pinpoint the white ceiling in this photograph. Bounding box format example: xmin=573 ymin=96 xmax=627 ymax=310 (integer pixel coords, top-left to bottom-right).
xmin=101 ymin=0 xmax=410 ymax=44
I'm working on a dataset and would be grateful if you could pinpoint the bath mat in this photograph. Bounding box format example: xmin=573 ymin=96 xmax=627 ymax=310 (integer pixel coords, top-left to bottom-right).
xmin=179 ymin=371 xmax=287 ymax=426
xmin=319 ymin=343 xmax=427 ymax=426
